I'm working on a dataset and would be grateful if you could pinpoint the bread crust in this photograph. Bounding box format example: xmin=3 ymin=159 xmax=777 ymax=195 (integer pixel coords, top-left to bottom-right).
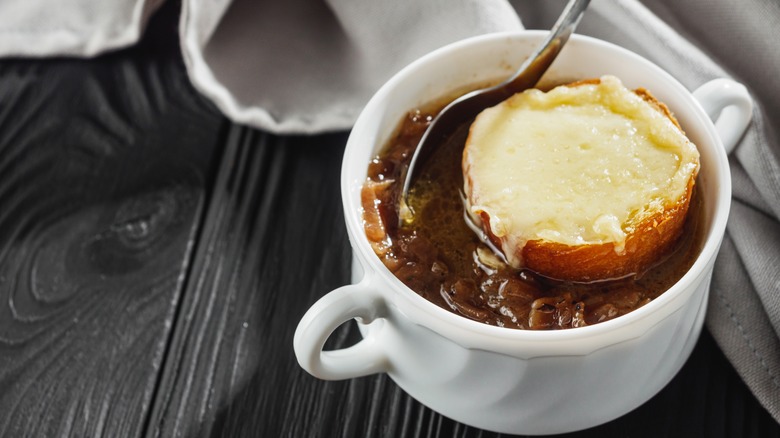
xmin=521 ymin=178 xmax=693 ymax=281
xmin=465 ymin=79 xmax=698 ymax=282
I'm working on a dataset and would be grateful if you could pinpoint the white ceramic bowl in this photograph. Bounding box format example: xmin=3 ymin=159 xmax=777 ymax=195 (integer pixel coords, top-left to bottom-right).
xmin=294 ymin=31 xmax=752 ymax=435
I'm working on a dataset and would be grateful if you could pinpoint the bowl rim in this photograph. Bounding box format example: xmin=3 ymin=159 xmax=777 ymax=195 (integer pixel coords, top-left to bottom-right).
xmin=341 ymin=30 xmax=731 ymax=355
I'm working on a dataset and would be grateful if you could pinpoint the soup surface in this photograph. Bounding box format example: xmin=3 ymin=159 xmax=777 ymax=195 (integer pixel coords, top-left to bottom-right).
xmin=361 ymin=98 xmax=703 ymax=330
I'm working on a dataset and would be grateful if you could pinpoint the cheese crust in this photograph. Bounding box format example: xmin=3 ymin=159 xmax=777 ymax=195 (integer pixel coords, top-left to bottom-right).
xmin=463 ymin=76 xmax=700 ymax=281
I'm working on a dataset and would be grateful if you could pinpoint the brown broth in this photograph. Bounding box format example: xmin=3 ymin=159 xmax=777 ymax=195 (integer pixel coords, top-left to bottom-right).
xmin=361 ymin=103 xmax=704 ymax=330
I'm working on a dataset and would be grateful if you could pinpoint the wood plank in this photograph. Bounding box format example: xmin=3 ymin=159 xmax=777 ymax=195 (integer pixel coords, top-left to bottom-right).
xmin=146 ymin=127 xmax=357 ymax=437
xmin=148 ymin=124 xmax=780 ymax=437
xmin=0 ymin=4 xmax=225 ymax=436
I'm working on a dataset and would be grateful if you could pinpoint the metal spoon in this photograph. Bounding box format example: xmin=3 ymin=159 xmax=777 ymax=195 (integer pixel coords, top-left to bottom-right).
xmin=399 ymin=0 xmax=590 ymax=221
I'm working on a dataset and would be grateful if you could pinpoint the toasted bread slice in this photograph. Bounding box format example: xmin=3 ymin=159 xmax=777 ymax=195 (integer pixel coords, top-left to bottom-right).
xmin=462 ymin=75 xmax=700 ymax=282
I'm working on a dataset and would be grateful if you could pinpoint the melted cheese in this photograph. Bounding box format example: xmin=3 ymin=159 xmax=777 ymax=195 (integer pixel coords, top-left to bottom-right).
xmin=463 ymin=75 xmax=700 ymax=268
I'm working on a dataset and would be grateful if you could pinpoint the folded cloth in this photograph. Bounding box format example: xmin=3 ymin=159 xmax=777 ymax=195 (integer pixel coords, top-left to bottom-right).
xmin=0 ymin=0 xmax=521 ymax=132
xmin=178 ymin=0 xmax=523 ymax=133
xmin=0 ymin=0 xmax=778 ymax=425
xmin=0 ymin=0 xmax=163 ymax=57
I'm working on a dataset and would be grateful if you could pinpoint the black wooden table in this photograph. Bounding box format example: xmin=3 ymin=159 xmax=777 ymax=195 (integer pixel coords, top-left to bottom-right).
xmin=0 ymin=3 xmax=777 ymax=437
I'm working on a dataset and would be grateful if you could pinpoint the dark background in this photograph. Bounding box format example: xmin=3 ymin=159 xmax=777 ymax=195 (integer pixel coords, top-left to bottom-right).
xmin=0 ymin=2 xmax=777 ymax=437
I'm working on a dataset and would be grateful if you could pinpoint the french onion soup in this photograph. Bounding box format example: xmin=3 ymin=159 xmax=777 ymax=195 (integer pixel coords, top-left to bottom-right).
xmin=361 ymin=75 xmax=703 ymax=330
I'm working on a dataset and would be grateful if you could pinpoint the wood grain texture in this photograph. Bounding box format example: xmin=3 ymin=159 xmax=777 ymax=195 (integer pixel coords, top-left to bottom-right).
xmin=0 ymin=2 xmax=778 ymax=437
xmin=146 ymin=126 xmax=356 ymax=437
xmin=147 ymin=123 xmax=780 ymax=437
xmin=0 ymin=4 xmax=225 ymax=436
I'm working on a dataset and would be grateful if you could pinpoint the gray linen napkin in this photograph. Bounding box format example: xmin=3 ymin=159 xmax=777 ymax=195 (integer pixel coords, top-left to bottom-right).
xmin=178 ymin=0 xmax=522 ymax=133
xmin=0 ymin=0 xmax=163 ymax=56
xmin=512 ymin=0 xmax=780 ymax=422
xmin=0 ymin=0 xmax=521 ymax=133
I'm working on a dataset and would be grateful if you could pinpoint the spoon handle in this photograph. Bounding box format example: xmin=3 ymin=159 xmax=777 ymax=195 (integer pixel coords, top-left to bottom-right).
xmin=399 ymin=0 xmax=590 ymax=222
xmin=499 ymin=0 xmax=590 ymax=95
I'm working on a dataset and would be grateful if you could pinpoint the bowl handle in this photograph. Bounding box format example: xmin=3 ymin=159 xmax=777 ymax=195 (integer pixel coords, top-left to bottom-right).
xmin=294 ymin=278 xmax=389 ymax=380
xmin=692 ymin=78 xmax=753 ymax=154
